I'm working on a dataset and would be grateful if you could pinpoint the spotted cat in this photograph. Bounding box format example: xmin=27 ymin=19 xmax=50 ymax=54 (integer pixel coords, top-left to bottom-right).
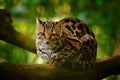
xmin=36 ymin=17 xmax=97 ymax=70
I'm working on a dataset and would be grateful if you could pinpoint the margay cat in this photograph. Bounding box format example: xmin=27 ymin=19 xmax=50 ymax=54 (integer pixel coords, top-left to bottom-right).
xmin=36 ymin=17 xmax=97 ymax=70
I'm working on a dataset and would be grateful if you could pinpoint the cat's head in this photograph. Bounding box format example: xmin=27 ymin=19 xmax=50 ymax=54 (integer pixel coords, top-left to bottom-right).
xmin=36 ymin=17 xmax=61 ymax=44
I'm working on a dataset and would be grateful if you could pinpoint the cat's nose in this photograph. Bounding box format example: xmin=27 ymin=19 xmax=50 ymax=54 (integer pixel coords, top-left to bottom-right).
xmin=44 ymin=39 xmax=49 ymax=44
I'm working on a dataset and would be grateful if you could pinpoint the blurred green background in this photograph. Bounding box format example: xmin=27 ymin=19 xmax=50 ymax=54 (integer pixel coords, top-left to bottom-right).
xmin=0 ymin=0 xmax=120 ymax=79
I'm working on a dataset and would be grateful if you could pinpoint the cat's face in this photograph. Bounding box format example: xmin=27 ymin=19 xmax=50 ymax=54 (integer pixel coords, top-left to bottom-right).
xmin=36 ymin=18 xmax=61 ymax=46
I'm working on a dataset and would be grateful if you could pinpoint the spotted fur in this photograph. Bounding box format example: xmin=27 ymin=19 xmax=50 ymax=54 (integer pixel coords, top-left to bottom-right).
xmin=36 ymin=17 xmax=97 ymax=70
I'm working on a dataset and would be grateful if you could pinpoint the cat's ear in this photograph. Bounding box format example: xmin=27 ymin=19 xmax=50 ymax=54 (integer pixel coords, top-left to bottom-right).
xmin=36 ymin=17 xmax=44 ymax=32
xmin=36 ymin=17 xmax=42 ymax=25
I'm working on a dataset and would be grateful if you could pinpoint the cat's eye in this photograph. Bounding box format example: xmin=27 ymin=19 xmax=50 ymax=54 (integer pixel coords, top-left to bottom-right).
xmin=39 ymin=32 xmax=45 ymax=36
xmin=52 ymin=31 xmax=57 ymax=35
xmin=53 ymin=31 xmax=56 ymax=34
xmin=38 ymin=32 xmax=44 ymax=36
xmin=52 ymin=33 xmax=57 ymax=36
xmin=51 ymin=36 xmax=54 ymax=39
xmin=37 ymin=32 xmax=45 ymax=39
xmin=40 ymin=33 xmax=45 ymax=36
xmin=51 ymin=33 xmax=60 ymax=39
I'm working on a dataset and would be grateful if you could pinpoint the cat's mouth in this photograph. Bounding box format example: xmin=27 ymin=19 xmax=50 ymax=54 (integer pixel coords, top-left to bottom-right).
xmin=43 ymin=40 xmax=50 ymax=44
xmin=41 ymin=40 xmax=60 ymax=50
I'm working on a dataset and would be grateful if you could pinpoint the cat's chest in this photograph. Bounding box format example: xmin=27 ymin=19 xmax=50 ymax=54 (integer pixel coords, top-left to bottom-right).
xmin=38 ymin=41 xmax=59 ymax=59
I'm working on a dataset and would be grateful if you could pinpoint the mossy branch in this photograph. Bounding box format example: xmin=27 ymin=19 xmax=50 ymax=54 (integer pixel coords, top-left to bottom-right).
xmin=0 ymin=56 xmax=120 ymax=80
xmin=0 ymin=9 xmax=36 ymax=53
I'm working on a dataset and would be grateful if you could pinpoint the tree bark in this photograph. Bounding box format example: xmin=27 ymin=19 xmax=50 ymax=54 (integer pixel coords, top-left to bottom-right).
xmin=0 ymin=9 xmax=36 ymax=53
xmin=0 ymin=56 xmax=120 ymax=80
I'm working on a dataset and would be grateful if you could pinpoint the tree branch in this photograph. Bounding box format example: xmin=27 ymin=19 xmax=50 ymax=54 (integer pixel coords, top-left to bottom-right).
xmin=0 ymin=9 xmax=36 ymax=53
xmin=0 ymin=56 xmax=120 ymax=80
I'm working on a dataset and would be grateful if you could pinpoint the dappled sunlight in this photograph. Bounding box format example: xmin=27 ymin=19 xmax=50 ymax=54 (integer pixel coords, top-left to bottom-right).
xmin=55 ymin=4 xmax=71 ymax=15
xmin=35 ymin=57 xmax=46 ymax=64
xmin=13 ymin=18 xmax=35 ymax=37
xmin=0 ymin=40 xmax=28 ymax=63
xmin=36 ymin=5 xmax=45 ymax=16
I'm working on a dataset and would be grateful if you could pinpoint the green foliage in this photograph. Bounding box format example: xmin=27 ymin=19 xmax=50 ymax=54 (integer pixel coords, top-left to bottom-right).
xmin=0 ymin=40 xmax=28 ymax=63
